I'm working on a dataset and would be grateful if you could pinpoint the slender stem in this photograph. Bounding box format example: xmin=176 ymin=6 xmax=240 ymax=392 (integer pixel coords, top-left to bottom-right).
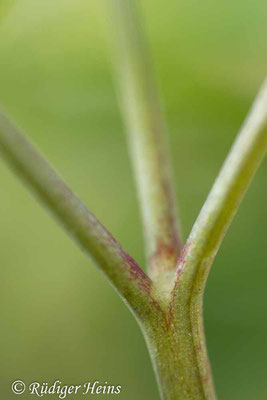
xmin=1 ymin=4 xmax=266 ymax=398
xmin=0 ymin=109 xmax=157 ymax=320
xmin=109 ymin=0 xmax=182 ymax=284
xmin=170 ymin=78 xmax=267 ymax=397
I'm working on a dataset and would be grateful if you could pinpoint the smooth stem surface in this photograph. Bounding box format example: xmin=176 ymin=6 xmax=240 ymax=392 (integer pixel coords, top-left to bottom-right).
xmin=109 ymin=0 xmax=182 ymax=283
xmin=0 ymin=109 xmax=156 ymax=320
xmin=169 ymin=79 xmax=267 ymax=398
xmin=144 ymin=79 xmax=267 ymax=400
xmin=0 ymin=6 xmax=266 ymax=399
xmin=143 ymin=312 xmax=216 ymax=400
xmin=109 ymin=1 xmax=267 ymax=398
xmin=174 ymin=78 xmax=267 ymax=302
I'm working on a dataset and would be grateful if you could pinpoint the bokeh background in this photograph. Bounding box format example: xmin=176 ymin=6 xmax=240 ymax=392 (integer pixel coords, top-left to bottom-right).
xmin=0 ymin=1 xmax=266 ymax=399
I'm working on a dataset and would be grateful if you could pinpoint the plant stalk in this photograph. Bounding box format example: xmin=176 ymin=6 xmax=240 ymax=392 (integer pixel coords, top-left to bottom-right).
xmin=0 ymin=3 xmax=266 ymax=399
xmin=0 ymin=109 xmax=156 ymax=319
xmin=143 ymin=303 xmax=216 ymax=400
xmin=109 ymin=0 xmax=182 ymax=285
xmin=170 ymin=78 xmax=267 ymax=400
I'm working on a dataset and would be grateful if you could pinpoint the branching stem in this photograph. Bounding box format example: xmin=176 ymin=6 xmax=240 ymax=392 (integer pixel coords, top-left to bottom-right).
xmin=109 ymin=0 xmax=182 ymax=284
xmin=0 ymin=2 xmax=266 ymax=399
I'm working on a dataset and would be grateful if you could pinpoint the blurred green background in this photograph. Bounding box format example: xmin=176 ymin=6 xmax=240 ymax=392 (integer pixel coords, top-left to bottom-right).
xmin=0 ymin=0 xmax=266 ymax=399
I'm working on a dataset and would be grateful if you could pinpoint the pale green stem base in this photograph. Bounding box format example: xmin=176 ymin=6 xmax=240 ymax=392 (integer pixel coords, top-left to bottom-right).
xmin=141 ymin=298 xmax=216 ymax=400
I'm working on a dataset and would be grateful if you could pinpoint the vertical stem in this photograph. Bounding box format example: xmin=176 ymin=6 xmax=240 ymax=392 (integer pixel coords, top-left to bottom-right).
xmin=143 ymin=306 xmax=216 ymax=400
xmin=109 ymin=0 xmax=182 ymax=284
xmin=170 ymin=78 xmax=267 ymax=400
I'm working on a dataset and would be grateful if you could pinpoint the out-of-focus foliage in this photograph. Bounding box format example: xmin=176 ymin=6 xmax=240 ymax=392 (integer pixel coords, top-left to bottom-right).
xmin=0 ymin=1 xmax=266 ymax=399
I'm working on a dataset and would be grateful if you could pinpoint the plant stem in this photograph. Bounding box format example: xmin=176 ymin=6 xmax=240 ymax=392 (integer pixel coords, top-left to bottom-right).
xmin=169 ymin=78 xmax=267 ymax=398
xmin=0 ymin=109 xmax=157 ymax=319
xmin=1 ymin=4 xmax=266 ymax=399
xmin=173 ymin=77 xmax=267 ymax=305
xmin=109 ymin=0 xmax=182 ymax=284
xmin=108 ymin=0 xmax=267 ymax=398
xmin=143 ymin=312 xmax=216 ymax=400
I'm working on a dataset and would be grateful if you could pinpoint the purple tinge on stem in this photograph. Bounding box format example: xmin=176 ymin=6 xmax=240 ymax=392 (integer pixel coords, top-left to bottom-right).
xmin=121 ymin=251 xmax=152 ymax=294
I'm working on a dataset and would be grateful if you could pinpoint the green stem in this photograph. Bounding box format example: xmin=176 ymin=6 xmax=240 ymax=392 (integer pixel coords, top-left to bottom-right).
xmin=173 ymin=78 xmax=267 ymax=309
xmin=109 ymin=0 xmax=182 ymax=284
xmin=108 ymin=0 xmax=267 ymax=398
xmin=0 ymin=5 xmax=266 ymax=399
xmin=0 ymin=109 xmax=156 ymax=320
xmin=169 ymin=78 xmax=267 ymax=399
xmin=143 ymin=80 xmax=267 ymax=400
